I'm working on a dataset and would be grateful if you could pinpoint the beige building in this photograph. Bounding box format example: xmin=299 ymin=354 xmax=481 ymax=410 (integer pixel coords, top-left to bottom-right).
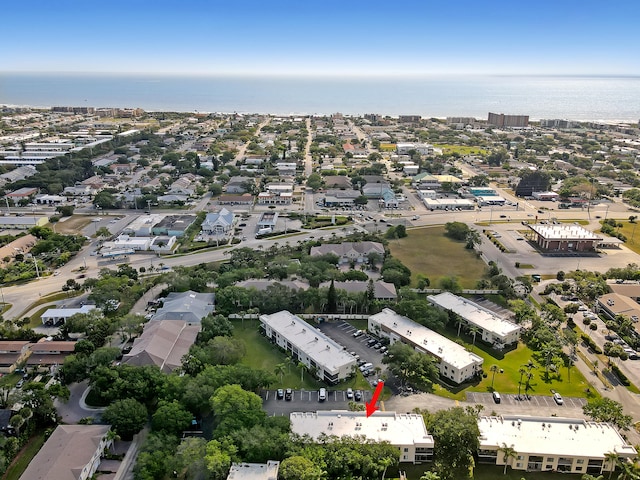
xmin=226 ymin=461 xmax=279 ymax=480
xmin=19 ymin=425 xmax=112 ymax=480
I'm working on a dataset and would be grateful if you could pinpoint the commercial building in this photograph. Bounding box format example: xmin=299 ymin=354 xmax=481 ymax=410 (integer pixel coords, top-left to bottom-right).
xmin=477 ymin=415 xmax=636 ymax=475
xmin=368 ymin=308 xmax=483 ymax=384
xmin=427 ymin=292 xmax=521 ymax=349
xmin=260 ymin=311 xmax=356 ymax=384
xmin=423 ymin=198 xmax=475 ymax=211
xmin=527 ymin=224 xmax=602 ymax=252
xmin=396 ymin=143 xmax=434 ymax=155
xmin=488 ymin=113 xmax=529 ymax=128
xmin=226 ymin=462 xmax=279 ymax=480
xmin=597 ymin=293 xmax=640 ymax=323
xmin=290 ymin=411 xmax=434 ymax=464
xmin=323 ymin=189 xmax=361 ymax=207
xmin=19 ymin=425 xmax=112 ymax=480
xmin=202 ymin=208 xmax=235 ymax=235
xmin=151 ymin=215 xmax=196 ymax=238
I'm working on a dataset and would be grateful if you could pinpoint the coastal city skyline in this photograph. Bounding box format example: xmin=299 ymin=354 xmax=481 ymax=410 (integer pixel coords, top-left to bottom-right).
xmin=3 ymin=0 xmax=640 ymax=76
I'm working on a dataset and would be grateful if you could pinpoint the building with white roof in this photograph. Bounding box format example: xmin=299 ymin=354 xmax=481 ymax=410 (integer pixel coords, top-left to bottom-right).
xmin=368 ymin=308 xmax=483 ymax=384
xmin=290 ymin=410 xmax=434 ymax=463
xmin=423 ymin=198 xmax=475 ymax=211
xmin=122 ymin=214 xmax=164 ymax=237
xmin=477 ymin=415 xmax=637 ymax=475
xmin=226 ymin=462 xmax=279 ymax=480
xmin=396 ymin=142 xmax=434 ymax=155
xmin=41 ymin=305 xmax=97 ymax=326
xmin=427 ymin=292 xmax=521 ymax=349
xmin=527 ymin=224 xmax=601 ymax=252
xmin=260 ymin=311 xmax=356 ymax=384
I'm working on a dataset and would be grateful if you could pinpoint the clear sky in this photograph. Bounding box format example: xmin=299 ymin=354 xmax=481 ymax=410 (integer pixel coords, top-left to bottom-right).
xmin=3 ymin=0 xmax=639 ymax=76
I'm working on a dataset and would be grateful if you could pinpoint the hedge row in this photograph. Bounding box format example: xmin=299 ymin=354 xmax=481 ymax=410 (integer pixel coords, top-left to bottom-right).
xmin=581 ymin=333 xmax=603 ymax=354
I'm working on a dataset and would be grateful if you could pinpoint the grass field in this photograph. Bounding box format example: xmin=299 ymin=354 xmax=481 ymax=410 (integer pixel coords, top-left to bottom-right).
xmin=389 ymin=226 xmax=487 ymax=288
xmin=433 ymin=144 xmax=490 ymax=156
xmin=398 ymin=463 xmax=580 ymax=480
xmin=232 ymin=319 xmax=375 ymax=391
xmin=3 ymin=431 xmax=46 ymax=480
xmin=606 ymin=220 xmax=640 ymax=255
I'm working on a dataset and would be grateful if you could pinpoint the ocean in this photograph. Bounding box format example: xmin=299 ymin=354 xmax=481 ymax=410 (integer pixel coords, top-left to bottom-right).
xmin=1 ymin=73 xmax=639 ymax=122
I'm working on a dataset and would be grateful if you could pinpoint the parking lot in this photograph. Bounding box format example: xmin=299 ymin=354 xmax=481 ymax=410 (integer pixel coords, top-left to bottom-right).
xmin=466 ymin=391 xmax=587 ymax=409
xmin=262 ymin=388 xmax=372 ymax=416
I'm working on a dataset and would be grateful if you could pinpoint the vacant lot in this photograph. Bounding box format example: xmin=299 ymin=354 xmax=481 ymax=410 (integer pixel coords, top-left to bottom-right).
xmin=433 ymin=144 xmax=489 ymax=156
xmin=53 ymin=215 xmax=93 ymax=235
xmin=389 ymin=226 xmax=487 ymax=288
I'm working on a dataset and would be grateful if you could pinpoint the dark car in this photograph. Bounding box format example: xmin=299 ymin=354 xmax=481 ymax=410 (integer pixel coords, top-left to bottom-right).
xmin=285 ymin=388 xmax=292 ymax=401
xmin=367 ymin=338 xmax=377 ymax=347
xmin=276 ymin=388 xmax=284 ymax=400
xmin=354 ymin=391 xmax=362 ymax=401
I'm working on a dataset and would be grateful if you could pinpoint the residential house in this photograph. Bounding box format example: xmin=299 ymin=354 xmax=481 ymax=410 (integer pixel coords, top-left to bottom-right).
xmin=319 ymin=280 xmax=397 ymax=302
xmin=19 ymin=425 xmax=112 ymax=480
xmin=226 ymin=176 xmax=255 ymax=194
xmin=310 ymin=242 xmax=384 ymax=264
xmin=123 ymin=291 xmax=215 ymax=372
xmin=0 ymin=341 xmax=31 ymax=374
xmin=27 ymin=340 xmax=77 ymax=369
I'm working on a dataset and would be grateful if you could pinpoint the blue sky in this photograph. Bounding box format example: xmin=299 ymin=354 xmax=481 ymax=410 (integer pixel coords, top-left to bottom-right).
xmin=3 ymin=0 xmax=639 ymax=75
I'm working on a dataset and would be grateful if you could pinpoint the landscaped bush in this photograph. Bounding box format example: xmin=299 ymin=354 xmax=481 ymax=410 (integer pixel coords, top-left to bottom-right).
xmin=581 ymin=333 xmax=603 ymax=354
xmin=611 ymin=364 xmax=631 ymax=386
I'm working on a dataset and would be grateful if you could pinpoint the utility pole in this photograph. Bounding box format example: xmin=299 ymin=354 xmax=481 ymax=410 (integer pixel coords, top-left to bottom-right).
xmin=147 ymin=199 xmax=151 ymax=214
xmin=5 ymin=197 xmax=10 ymax=215
xmin=33 ymin=256 xmax=40 ymax=278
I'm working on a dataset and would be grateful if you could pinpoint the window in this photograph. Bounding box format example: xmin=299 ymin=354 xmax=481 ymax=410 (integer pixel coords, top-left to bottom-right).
xmin=547 ymin=458 xmax=554 ymax=462
xmin=404 ymin=448 xmax=409 ymax=452
xmin=577 ymin=460 xmax=584 ymax=464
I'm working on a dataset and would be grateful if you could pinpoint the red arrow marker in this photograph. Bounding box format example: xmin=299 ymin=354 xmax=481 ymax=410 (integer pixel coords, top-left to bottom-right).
xmin=366 ymin=381 xmax=384 ymax=417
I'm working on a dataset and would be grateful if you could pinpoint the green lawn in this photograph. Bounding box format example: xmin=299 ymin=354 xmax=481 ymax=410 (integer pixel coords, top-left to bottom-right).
xmin=433 ymin=144 xmax=490 ymax=156
xmin=433 ymin=330 xmax=595 ymax=401
xmin=233 ymin=319 xmax=375 ymax=393
xmin=3 ymin=431 xmax=46 ymax=480
xmin=389 ymin=226 xmax=487 ymax=288
xmin=399 ymin=463 xmax=583 ymax=480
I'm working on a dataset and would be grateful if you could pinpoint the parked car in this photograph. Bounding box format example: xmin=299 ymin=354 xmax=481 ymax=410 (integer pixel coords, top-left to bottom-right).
xmin=285 ymin=388 xmax=292 ymax=401
xmin=367 ymin=339 xmax=378 ymax=347
xmin=276 ymin=388 xmax=284 ymax=400
xmin=353 ymin=330 xmax=363 ymax=338
xmin=373 ymin=343 xmax=382 ymax=350
xmin=346 ymin=388 xmax=353 ymax=399
xmin=319 ymin=388 xmax=327 ymax=402
xmin=492 ymin=392 xmax=501 ymax=404
xmin=354 ymin=390 xmax=362 ymax=401
xmin=359 ymin=362 xmax=373 ymax=372
xmin=553 ymin=392 xmax=564 ymax=405
xmin=379 ymin=346 xmax=388 ymax=354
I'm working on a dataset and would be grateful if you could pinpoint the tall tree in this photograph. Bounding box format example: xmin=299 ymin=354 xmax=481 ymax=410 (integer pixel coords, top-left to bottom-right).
xmin=498 ymin=443 xmax=518 ymax=475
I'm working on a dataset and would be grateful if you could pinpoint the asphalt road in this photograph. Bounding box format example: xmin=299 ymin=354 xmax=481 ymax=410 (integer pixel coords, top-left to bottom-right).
xmin=262 ymin=388 xmax=372 ymax=416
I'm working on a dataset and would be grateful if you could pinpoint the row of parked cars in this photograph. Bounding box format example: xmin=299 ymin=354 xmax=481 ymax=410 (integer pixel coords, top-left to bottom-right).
xmin=275 ymin=387 xmax=363 ymax=402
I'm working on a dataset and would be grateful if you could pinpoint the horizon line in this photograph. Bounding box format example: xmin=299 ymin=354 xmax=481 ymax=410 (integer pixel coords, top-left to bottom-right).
xmin=2 ymin=70 xmax=640 ymax=79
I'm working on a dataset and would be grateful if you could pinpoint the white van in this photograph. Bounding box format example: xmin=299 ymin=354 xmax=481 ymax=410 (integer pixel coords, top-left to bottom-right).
xmin=319 ymin=388 xmax=327 ymax=401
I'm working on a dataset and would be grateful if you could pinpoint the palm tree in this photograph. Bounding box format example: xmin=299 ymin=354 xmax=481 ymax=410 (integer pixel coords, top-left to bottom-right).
xmin=419 ymin=472 xmax=441 ymax=480
xmin=275 ymin=363 xmax=286 ymax=383
xmin=455 ymin=315 xmax=465 ymax=337
xmin=105 ymin=429 xmax=120 ymax=453
xmin=517 ymin=367 xmax=527 ymax=400
xmin=604 ymin=452 xmax=619 ymax=479
xmin=581 ymin=474 xmax=604 ymax=480
xmin=490 ymin=364 xmax=499 ymax=389
xmin=616 ymin=459 xmax=640 ymax=480
xmin=297 ymin=361 xmax=306 ymax=383
xmin=499 ymin=443 xmax=518 ymax=475
xmin=469 ymin=325 xmax=480 ymax=352
xmin=380 ymin=457 xmax=393 ymax=480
